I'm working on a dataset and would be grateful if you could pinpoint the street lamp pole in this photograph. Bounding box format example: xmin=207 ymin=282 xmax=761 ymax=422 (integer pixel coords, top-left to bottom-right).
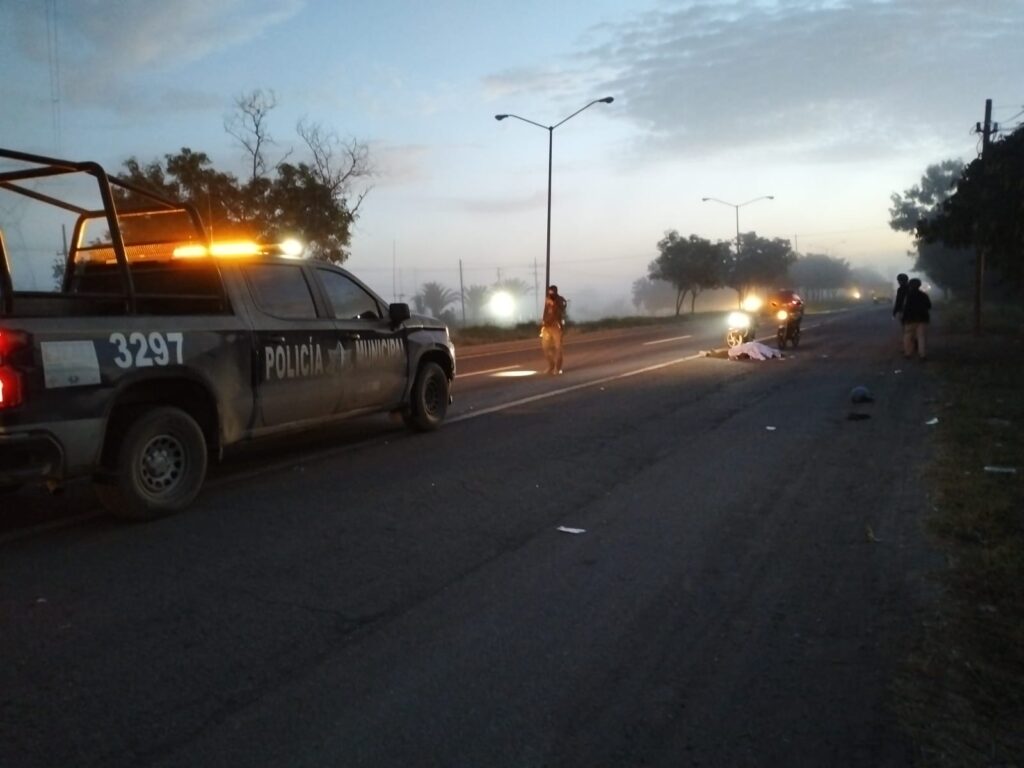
xmin=495 ymin=97 xmax=614 ymax=292
xmin=701 ymin=195 xmax=775 ymax=258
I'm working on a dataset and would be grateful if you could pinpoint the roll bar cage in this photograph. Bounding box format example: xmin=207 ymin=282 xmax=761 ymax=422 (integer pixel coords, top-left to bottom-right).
xmin=0 ymin=147 xmax=211 ymax=315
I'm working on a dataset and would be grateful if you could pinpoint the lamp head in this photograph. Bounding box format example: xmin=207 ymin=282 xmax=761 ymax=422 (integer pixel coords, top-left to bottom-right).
xmin=495 ymin=114 xmax=508 ymax=121
xmin=599 ymin=97 xmax=614 ymax=104
xmin=701 ymin=197 xmax=710 ymax=201
xmin=767 ymin=195 xmax=775 ymax=200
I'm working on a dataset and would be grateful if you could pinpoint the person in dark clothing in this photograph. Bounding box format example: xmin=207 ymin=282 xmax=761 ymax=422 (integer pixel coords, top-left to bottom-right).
xmin=892 ymin=273 xmax=909 ymax=320
xmin=901 ymin=278 xmax=931 ymax=359
xmin=540 ymin=285 xmax=567 ymax=374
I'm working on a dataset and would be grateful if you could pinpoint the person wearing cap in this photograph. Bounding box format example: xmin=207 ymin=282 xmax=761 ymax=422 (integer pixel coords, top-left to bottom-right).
xmin=901 ymin=278 xmax=931 ymax=359
xmin=540 ymin=284 xmax=568 ymax=374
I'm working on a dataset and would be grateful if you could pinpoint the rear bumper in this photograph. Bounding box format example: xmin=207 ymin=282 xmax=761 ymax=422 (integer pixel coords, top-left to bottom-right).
xmin=0 ymin=431 xmax=64 ymax=483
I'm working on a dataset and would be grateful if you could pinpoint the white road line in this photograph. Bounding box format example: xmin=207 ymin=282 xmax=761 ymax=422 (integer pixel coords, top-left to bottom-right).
xmin=456 ymin=364 xmax=521 ymax=378
xmin=449 ymin=352 xmax=706 ymax=424
xmin=643 ymin=334 xmax=693 ymax=346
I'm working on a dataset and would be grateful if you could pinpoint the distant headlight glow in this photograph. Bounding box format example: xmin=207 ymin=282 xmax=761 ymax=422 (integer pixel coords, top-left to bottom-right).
xmin=488 ymin=291 xmax=516 ymax=320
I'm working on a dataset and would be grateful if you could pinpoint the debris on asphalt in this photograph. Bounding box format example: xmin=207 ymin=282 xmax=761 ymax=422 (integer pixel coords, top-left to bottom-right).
xmin=766 ymin=426 xmax=777 ymax=431
xmin=865 ymin=525 xmax=881 ymax=543
xmin=925 ymin=417 xmax=940 ymax=425
xmin=983 ymin=466 xmax=1018 ymax=474
xmin=557 ymin=526 xmax=586 ymax=534
xmin=850 ymin=385 xmax=874 ymax=403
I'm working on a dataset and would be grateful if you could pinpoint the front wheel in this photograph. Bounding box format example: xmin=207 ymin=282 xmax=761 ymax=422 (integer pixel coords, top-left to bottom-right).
xmin=726 ymin=329 xmax=746 ymax=348
xmin=94 ymin=407 xmax=208 ymax=521
xmin=404 ymin=361 xmax=450 ymax=432
xmin=777 ymin=328 xmax=787 ymax=349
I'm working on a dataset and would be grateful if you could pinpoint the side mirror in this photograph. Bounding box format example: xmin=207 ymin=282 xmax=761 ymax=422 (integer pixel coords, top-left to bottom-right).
xmin=389 ymin=302 xmax=411 ymax=324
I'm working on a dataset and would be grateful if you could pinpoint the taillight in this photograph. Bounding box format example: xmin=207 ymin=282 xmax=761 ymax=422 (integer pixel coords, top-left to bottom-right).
xmin=0 ymin=328 xmax=27 ymax=410
xmin=0 ymin=366 xmax=22 ymax=409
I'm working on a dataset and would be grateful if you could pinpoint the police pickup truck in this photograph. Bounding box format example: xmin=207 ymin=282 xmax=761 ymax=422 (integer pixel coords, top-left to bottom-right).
xmin=0 ymin=148 xmax=455 ymax=519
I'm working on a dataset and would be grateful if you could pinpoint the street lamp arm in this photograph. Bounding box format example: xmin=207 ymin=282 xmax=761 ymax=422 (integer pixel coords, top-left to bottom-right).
xmin=551 ymin=96 xmax=615 ymax=129
xmin=494 ymin=113 xmax=550 ymax=131
xmin=737 ymin=195 xmax=774 ymax=208
xmin=701 ymin=197 xmax=735 ymax=209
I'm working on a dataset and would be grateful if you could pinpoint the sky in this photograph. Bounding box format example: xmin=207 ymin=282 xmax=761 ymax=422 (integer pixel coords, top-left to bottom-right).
xmin=1 ymin=0 xmax=1022 ymax=317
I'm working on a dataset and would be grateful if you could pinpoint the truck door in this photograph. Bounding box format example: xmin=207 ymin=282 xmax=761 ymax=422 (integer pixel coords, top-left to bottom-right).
xmin=314 ymin=267 xmax=407 ymax=413
xmin=243 ymin=263 xmax=340 ymax=428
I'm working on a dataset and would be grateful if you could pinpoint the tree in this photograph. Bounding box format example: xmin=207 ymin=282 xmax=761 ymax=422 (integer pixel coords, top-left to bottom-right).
xmin=112 ymin=91 xmax=372 ymax=266
xmin=463 ymin=284 xmax=490 ymax=323
xmin=787 ymin=253 xmax=852 ymax=300
xmin=648 ymin=231 xmax=729 ymax=315
xmin=725 ymin=233 xmax=795 ymax=303
xmin=416 ymin=281 xmax=458 ymax=318
xmin=889 ymin=159 xmax=974 ymax=294
xmin=918 ymin=125 xmax=1024 ymax=287
xmin=631 ymin=276 xmax=677 ymax=315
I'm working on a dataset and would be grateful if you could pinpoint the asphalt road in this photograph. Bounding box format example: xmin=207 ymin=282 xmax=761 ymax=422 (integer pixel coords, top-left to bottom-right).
xmin=0 ymin=307 xmax=940 ymax=767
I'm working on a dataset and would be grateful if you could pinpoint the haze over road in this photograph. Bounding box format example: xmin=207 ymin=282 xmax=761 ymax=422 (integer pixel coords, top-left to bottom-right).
xmin=0 ymin=307 xmax=938 ymax=767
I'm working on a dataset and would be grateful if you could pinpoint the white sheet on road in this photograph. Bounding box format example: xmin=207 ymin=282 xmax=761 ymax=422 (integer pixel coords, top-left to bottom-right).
xmin=728 ymin=341 xmax=783 ymax=361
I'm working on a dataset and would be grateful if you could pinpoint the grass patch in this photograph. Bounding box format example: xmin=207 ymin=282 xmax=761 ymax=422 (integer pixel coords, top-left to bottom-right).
xmin=897 ymin=302 xmax=1024 ymax=765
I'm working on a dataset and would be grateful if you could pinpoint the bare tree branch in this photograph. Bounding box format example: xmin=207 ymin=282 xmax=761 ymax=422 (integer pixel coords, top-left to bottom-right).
xmin=225 ymin=89 xmax=278 ymax=182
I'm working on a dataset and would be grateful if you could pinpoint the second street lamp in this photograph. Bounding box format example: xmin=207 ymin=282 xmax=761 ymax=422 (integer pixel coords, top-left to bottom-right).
xmin=701 ymin=195 xmax=775 ymax=259
xmin=495 ymin=96 xmax=614 ymax=293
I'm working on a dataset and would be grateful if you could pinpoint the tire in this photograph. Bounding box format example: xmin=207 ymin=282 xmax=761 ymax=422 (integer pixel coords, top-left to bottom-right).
xmin=777 ymin=328 xmax=787 ymax=349
xmin=725 ymin=330 xmax=745 ymax=348
xmin=405 ymin=361 xmax=449 ymax=432
xmin=791 ymin=327 xmax=801 ymax=348
xmin=94 ymin=407 xmax=208 ymax=521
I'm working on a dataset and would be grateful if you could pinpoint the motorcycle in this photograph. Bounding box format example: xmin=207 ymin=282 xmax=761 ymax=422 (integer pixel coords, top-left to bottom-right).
xmin=725 ymin=295 xmax=763 ymax=348
xmin=726 ymin=310 xmax=757 ymax=348
xmin=767 ymin=292 xmax=804 ymax=349
xmin=774 ymin=308 xmax=801 ymax=349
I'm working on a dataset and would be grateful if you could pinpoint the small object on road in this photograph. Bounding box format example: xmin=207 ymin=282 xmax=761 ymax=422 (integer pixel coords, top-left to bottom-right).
xmin=765 ymin=426 xmax=777 ymax=431
xmin=983 ymin=466 xmax=1018 ymax=474
xmin=850 ymin=385 xmax=874 ymax=403
xmin=894 ymin=369 xmax=903 ymax=374
xmin=925 ymin=417 xmax=939 ymax=426
xmin=847 ymin=413 xmax=871 ymax=421
xmin=865 ymin=525 xmax=881 ymax=543
xmin=556 ymin=526 xmax=586 ymax=534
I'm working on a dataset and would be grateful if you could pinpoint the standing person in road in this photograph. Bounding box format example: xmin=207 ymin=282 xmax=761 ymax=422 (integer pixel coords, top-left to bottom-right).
xmin=540 ymin=284 xmax=568 ymax=374
xmin=892 ymin=273 xmax=909 ymax=320
xmin=901 ymin=278 xmax=931 ymax=360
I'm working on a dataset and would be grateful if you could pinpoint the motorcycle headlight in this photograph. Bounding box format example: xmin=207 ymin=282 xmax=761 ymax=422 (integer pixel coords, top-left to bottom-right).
xmin=727 ymin=311 xmax=751 ymax=328
xmin=776 ymin=310 xmax=789 ymax=321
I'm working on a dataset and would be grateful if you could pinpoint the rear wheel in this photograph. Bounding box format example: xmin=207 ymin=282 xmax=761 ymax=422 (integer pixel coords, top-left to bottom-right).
xmin=404 ymin=361 xmax=449 ymax=431
xmin=791 ymin=326 xmax=801 ymax=348
xmin=777 ymin=328 xmax=787 ymax=349
xmin=94 ymin=407 xmax=208 ymax=521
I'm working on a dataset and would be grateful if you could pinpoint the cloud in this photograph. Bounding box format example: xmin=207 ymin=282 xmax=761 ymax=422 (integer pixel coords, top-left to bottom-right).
xmin=372 ymin=144 xmax=431 ymax=186
xmin=3 ymin=0 xmax=304 ymax=109
xmin=451 ymin=190 xmax=547 ymax=214
xmin=571 ymin=0 xmax=1024 ymax=162
xmin=482 ymin=67 xmax=586 ymax=102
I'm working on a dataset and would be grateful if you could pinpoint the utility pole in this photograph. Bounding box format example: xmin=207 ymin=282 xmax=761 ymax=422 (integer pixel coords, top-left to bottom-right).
xmin=458 ymin=259 xmax=466 ymax=326
xmin=973 ymin=98 xmax=993 ymax=336
xmin=533 ymin=258 xmax=539 ymax=319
